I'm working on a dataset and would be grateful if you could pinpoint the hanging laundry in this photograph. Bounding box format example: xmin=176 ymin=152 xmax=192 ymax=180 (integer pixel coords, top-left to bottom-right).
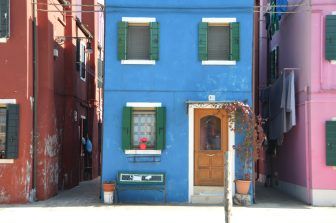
xmin=285 ymin=70 xmax=296 ymax=132
xmin=269 ymin=74 xmax=285 ymax=142
xmin=276 ymin=0 xmax=288 ymax=19
xmin=268 ymin=70 xmax=296 ymax=145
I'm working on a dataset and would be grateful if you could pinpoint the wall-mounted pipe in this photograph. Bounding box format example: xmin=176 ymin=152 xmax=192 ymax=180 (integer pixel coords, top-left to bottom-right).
xmin=31 ymin=0 xmax=38 ymax=202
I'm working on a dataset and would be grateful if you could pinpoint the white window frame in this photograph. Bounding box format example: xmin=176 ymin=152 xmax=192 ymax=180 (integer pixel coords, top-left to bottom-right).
xmin=80 ymin=41 xmax=86 ymax=81
xmin=121 ymin=17 xmax=156 ymax=65
xmin=201 ymin=17 xmax=237 ymax=66
xmin=0 ymin=99 xmax=16 ymax=164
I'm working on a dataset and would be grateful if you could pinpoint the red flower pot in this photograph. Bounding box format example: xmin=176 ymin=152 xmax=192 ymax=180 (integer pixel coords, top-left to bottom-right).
xmin=139 ymin=143 xmax=147 ymax=150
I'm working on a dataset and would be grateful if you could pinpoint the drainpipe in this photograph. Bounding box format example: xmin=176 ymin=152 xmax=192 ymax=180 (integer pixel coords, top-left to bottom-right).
xmin=31 ymin=0 xmax=38 ymax=202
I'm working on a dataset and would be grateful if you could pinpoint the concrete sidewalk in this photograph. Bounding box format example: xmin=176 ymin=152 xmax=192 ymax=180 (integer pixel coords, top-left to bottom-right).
xmin=0 ymin=178 xmax=335 ymax=223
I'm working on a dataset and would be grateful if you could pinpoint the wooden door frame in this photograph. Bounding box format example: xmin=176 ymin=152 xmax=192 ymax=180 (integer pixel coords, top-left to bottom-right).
xmin=187 ymin=104 xmax=236 ymax=202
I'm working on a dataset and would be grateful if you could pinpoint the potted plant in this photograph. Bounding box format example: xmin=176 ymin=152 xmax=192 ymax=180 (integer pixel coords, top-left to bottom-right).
xmin=139 ymin=137 xmax=148 ymax=150
xmin=103 ymin=181 xmax=116 ymax=192
xmin=223 ymin=102 xmax=265 ymax=195
xmin=102 ymin=181 xmax=116 ymax=204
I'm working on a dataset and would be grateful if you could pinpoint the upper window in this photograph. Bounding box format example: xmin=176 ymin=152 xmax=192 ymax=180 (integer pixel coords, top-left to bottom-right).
xmin=199 ymin=18 xmax=240 ymax=65
xmin=326 ymin=15 xmax=336 ymax=61
xmin=118 ymin=17 xmax=159 ymax=64
xmin=127 ymin=24 xmax=150 ymax=60
xmin=269 ymin=46 xmax=279 ymax=84
xmin=0 ymin=0 xmax=10 ymax=41
xmin=122 ymin=105 xmax=166 ymax=153
xmin=0 ymin=104 xmax=19 ymax=159
xmin=76 ymin=39 xmax=86 ymax=81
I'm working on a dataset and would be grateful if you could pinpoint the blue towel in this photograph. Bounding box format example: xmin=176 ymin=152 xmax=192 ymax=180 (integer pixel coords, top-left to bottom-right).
xmin=276 ymin=0 xmax=288 ymax=19
xmin=86 ymin=139 xmax=93 ymax=153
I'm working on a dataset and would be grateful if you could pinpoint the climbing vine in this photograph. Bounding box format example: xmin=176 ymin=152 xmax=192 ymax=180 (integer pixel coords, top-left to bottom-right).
xmin=219 ymin=101 xmax=266 ymax=180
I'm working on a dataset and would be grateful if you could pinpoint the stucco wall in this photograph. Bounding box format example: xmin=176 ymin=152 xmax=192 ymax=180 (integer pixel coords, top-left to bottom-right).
xmin=310 ymin=3 xmax=336 ymax=191
xmin=0 ymin=1 xmax=33 ymax=203
xmin=103 ymin=0 xmax=253 ymax=202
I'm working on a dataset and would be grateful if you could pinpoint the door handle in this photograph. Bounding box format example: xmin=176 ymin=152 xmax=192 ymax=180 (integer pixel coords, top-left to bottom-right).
xmin=206 ymin=154 xmax=216 ymax=157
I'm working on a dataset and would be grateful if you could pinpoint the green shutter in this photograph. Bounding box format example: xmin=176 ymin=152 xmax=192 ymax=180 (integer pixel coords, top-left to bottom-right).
xmin=118 ymin=21 xmax=128 ymax=60
xmin=198 ymin=22 xmax=208 ymax=61
xmin=0 ymin=0 xmax=9 ymax=38
xmin=122 ymin=106 xmax=132 ymax=151
xmin=5 ymin=104 xmax=19 ymax=159
xmin=156 ymin=107 xmax=166 ymax=150
xmin=230 ymin=22 xmax=240 ymax=61
xmin=150 ymin=22 xmax=159 ymax=60
xmin=270 ymin=50 xmax=275 ymax=82
xmin=326 ymin=15 xmax=336 ymax=60
xmin=326 ymin=121 xmax=336 ymax=166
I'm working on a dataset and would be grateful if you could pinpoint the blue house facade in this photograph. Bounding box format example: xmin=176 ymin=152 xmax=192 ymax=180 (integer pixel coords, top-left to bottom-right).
xmin=103 ymin=0 xmax=254 ymax=203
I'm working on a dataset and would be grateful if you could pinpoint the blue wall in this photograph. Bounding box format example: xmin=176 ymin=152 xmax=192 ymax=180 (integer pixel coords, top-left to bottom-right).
xmin=103 ymin=0 xmax=254 ymax=203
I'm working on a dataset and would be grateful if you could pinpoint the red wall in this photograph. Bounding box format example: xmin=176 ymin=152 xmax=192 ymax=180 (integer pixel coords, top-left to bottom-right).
xmin=0 ymin=1 xmax=33 ymax=203
xmin=0 ymin=0 xmax=102 ymax=203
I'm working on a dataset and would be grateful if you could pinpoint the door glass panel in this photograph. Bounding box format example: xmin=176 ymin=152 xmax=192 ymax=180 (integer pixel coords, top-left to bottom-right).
xmin=200 ymin=115 xmax=221 ymax=150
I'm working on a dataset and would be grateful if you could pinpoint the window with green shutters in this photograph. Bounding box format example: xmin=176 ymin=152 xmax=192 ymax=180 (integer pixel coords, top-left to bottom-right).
xmin=326 ymin=121 xmax=336 ymax=166
xmin=122 ymin=106 xmax=166 ymax=151
xmin=0 ymin=104 xmax=20 ymax=159
xmin=198 ymin=21 xmax=240 ymax=62
xmin=0 ymin=0 xmax=10 ymax=39
xmin=269 ymin=46 xmax=279 ymax=84
xmin=118 ymin=21 xmax=159 ymax=61
xmin=325 ymin=15 xmax=336 ymax=61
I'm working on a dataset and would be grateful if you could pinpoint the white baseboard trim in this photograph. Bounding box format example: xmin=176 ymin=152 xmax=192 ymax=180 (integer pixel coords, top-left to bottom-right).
xmin=312 ymin=189 xmax=336 ymax=206
xmin=275 ymin=180 xmax=309 ymax=203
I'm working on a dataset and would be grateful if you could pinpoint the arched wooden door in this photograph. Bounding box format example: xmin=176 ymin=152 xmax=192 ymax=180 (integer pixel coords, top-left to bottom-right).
xmin=194 ymin=109 xmax=228 ymax=186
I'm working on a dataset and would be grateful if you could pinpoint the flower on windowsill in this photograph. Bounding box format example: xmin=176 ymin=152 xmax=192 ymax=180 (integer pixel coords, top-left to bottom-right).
xmin=140 ymin=137 xmax=148 ymax=143
xmin=139 ymin=137 xmax=148 ymax=150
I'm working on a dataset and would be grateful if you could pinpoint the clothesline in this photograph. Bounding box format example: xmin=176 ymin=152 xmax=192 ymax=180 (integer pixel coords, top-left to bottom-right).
xmin=259 ymin=68 xmax=299 ymax=91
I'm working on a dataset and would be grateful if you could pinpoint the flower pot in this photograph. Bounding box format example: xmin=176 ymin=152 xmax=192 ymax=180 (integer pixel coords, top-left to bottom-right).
xmin=139 ymin=143 xmax=147 ymax=150
xmin=103 ymin=182 xmax=115 ymax=192
xmin=235 ymin=180 xmax=251 ymax=195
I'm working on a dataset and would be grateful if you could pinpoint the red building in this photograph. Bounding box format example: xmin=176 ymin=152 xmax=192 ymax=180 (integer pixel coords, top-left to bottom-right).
xmin=0 ymin=0 xmax=104 ymax=203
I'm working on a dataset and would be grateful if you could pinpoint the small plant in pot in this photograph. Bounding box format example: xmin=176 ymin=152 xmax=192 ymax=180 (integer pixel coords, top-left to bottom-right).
xmin=103 ymin=180 xmax=116 ymax=192
xmin=139 ymin=137 xmax=148 ymax=150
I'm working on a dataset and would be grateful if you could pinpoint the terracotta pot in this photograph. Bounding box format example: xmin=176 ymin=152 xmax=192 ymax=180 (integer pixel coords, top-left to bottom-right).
xmin=103 ymin=182 xmax=115 ymax=192
xmin=235 ymin=180 xmax=251 ymax=195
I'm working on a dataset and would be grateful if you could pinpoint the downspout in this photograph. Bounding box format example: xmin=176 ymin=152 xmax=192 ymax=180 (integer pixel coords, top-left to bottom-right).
xmin=31 ymin=0 xmax=38 ymax=202
xmin=306 ymin=0 xmax=313 ymax=205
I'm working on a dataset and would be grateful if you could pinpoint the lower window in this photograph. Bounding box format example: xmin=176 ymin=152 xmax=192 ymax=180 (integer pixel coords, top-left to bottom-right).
xmin=0 ymin=107 xmax=7 ymax=158
xmin=0 ymin=104 xmax=20 ymax=159
xmin=122 ymin=106 xmax=166 ymax=151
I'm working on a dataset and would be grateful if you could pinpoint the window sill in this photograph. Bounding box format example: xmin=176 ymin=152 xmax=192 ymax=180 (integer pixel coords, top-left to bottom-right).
xmin=125 ymin=150 xmax=161 ymax=155
xmin=202 ymin=60 xmax=236 ymax=66
xmin=121 ymin=60 xmax=156 ymax=65
xmin=0 ymin=38 xmax=8 ymax=43
xmin=0 ymin=159 xmax=14 ymax=164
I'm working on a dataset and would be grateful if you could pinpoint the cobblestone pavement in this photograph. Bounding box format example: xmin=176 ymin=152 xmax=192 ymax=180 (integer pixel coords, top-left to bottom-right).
xmin=1 ymin=178 xmax=336 ymax=223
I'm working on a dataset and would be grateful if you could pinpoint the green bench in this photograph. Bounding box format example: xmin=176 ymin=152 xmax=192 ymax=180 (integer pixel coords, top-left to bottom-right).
xmin=116 ymin=172 xmax=166 ymax=203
